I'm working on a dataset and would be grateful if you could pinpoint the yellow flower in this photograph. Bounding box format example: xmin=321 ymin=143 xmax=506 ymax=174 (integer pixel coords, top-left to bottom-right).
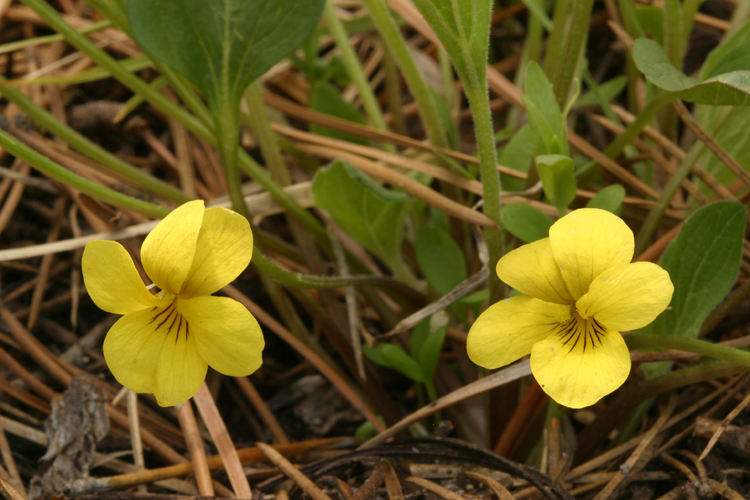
xmin=82 ymin=200 xmax=264 ymax=407
xmin=467 ymin=208 xmax=673 ymax=408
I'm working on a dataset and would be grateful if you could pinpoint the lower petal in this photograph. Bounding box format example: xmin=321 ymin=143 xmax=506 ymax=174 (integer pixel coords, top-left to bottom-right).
xmin=530 ymin=327 xmax=631 ymax=408
xmin=467 ymin=296 xmax=571 ymax=370
xmin=154 ymin=325 xmax=207 ymax=407
xmin=178 ymin=296 xmax=264 ymax=377
xmin=102 ymin=307 xmax=168 ymax=394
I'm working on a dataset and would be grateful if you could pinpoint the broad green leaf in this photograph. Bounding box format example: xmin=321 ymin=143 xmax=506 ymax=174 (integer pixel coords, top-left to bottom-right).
xmin=523 ymin=62 xmax=567 ymax=156
xmin=499 ymin=125 xmax=533 ymax=191
xmin=311 ymin=160 xmax=412 ymax=266
xmin=536 ymin=154 xmax=577 ymax=216
xmin=701 ymin=19 xmax=750 ymax=80
xmin=575 ymin=76 xmax=628 ymax=107
xmin=410 ymin=0 xmax=492 ymax=89
xmin=633 ymin=38 xmax=750 ymax=106
xmin=636 ymin=201 xmax=745 ymax=338
xmin=415 ymin=225 xmax=467 ymax=295
xmin=128 ymin=0 xmax=325 ymax=109
xmin=363 ymin=344 xmax=425 ymax=383
xmin=310 ymin=82 xmax=371 ymax=146
xmin=586 ymin=184 xmax=626 ymax=215
xmin=410 ymin=319 xmax=431 ymax=360
xmin=501 ymin=203 xmax=553 ymax=243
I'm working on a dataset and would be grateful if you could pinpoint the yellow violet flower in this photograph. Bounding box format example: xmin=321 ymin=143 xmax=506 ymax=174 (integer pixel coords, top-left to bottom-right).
xmin=82 ymin=200 xmax=264 ymax=407
xmin=467 ymin=208 xmax=673 ymax=408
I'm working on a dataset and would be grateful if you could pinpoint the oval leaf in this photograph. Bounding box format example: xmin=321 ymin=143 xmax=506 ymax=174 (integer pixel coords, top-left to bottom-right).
xmin=501 ymin=203 xmax=553 ymax=243
xmin=415 ymin=225 xmax=467 ymax=295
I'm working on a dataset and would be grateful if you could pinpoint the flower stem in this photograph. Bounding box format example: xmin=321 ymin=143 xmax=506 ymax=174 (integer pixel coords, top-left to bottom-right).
xmin=625 ymin=334 xmax=750 ymax=369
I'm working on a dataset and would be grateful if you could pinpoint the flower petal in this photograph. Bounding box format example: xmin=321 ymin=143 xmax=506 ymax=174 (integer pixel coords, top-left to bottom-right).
xmin=102 ymin=306 xmax=171 ymax=394
xmin=154 ymin=323 xmax=207 ymax=407
xmin=179 ymin=296 xmax=264 ymax=376
xmin=576 ymin=262 xmax=674 ymax=331
xmin=82 ymin=240 xmax=162 ymax=314
xmin=496 ymin=238 xmax=573 ymax=304
xmin=549 ymin=208 xmax=634 ymax=300
xmin=181 ymin=207 xmax=253 ymax=298
xmin=467 ymin=296 xmax=571 ymax=370
xmin=530 ymin=327 xmax=631 ymax=408
xmin=141 ymin=200 xmax=204 ymax=295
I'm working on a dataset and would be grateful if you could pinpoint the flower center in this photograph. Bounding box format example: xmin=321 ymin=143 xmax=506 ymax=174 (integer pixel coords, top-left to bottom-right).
xmin=556 ymin=308 xmax=606 ymax=353
xmin=148 ymin=296 xmax=189 ymax=342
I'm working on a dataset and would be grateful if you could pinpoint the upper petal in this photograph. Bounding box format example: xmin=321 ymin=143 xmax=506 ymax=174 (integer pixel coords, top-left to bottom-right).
xmin=179 ymin=295 xmax=264 ymax=376
xmin=496 ymin=238 xmax=573 ymax=304
xmin=141 ymin=200 xmax=204 ymax=295
xmin=154 ymin=323 xmax=207 ymax=407
xmin=181 ymin=207 xmax=253 ymax=298
xmin=82 ymin=240 xmax=161 ymax=315
xmin=102 ymin=305 xmax=172 ymax=394
xmin=467 ymin=296 xmax=571 ymax=370
xmin=530 ymin=327 xmax=631 ymax=408
xmin=576 ymin=262 xmax=674 ymax=331
xmin=549 ymin=208 xmax=634 ymax=300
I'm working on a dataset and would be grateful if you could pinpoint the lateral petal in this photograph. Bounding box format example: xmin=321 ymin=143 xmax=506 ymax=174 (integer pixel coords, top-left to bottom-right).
xmin=576 ymin=262 xmax=674 ymax=331
xmin=179 ymin=296 xmax=264 ymax=377
xmin=496 ymin=238 xmax=573 ymax=304
xmin=549 ymin=208 xmax=634 ymax=300
xmin=82 ymin=240 xmax=161 ymax=315
xmin=153 ymin=317 xmax=207 ymax=407
xmin=141 ymin=200 xmax=204 ymax=295
xmin=102 ymin=306 xmax=171 ymax=394
xmin=530 ymin=327 xmax=631 ymax=408
xmin=181 ymin=207 xmax=254 ymax=298
xmin=467 ymin=296 xmax=571 ymax=370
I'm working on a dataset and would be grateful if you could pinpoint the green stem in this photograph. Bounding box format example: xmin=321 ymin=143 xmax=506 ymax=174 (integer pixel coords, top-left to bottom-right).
xmin=359 ymin=0 xmax=449 ymax=148
xmin=0 ymin=127 xmax=169 ymax=218
xmin=463 ymin=80 xmax=505 ymax=302
xmin=0 ymin=19 xmax=111 ymax=54
xmin=625 ymin=334 xmax=750 ymax=369
xmin=324 ymin=0 xmax=394 ymax=152
xmin=252 ymin=248 xmax=418 ymax=291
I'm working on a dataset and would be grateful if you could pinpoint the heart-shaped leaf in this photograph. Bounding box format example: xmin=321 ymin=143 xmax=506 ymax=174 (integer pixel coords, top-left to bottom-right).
xmin=128 ymin=0 xmax=325 ymax=109
xmin=633 ymin=38 xmax=750 ymax=106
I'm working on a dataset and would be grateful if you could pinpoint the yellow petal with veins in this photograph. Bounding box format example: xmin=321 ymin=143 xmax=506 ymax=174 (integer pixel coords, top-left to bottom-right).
xmin=181 ymin=207 xmax=253 ymax=298
xmin=102 ymin=306 xmax=169 ymax=394
xmin=496 ymin=238 xmax=573 ymax=304
xmin=141 ymin=200 xmax=204 ymax=295
xmin=179 ymin=296 xmax=264 ymax=376
xmin=576 ymin=262 xmax=673 ymax=331
xmin=530 ymin=326 xmax=630 ymax=408
xmin=82 ymin=240 xmax=162 ymax=315
xmin=467 ymin=296 xmax=571 ymax=370
xmin=153 ymin=323 xmax=207 ymax=407
xmin=549 ymin=208 xmax=633 ymax=300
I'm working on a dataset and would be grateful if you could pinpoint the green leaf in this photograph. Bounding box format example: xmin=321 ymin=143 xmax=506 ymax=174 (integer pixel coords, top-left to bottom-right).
xmin=633 ymin=38 xmax=750 ymax=106
xmin=498 ymin=125 xmax=533 ymax=191
xmin=701 ymin=18 xmax=750 ymax=80
xmin=523 ymin=62 xmax=567 ymax=156
xmin=416 ymin=324 xmax=446 ymax=380
xmin=635 ymin=6 xmax=664 ymax=45
xmin=575 ymin=76 xmax=628 ymax=107
xmin=536 ymin=154 xmax=577 ymax=217
xmin=415 ymin=225 xmax=467 ymax=295
xmin=311 ymin=160 xmax=412 ymax=265
xmin=636 ymin=201 xmax=745 ymax=338
xmin=128 ymin=0 xmax=324 ymax=109
xmin=586 ymin=184 xmax=626 ymax=215
xmin=310 ymin=82 xmax=371 ymax=146
xmin=363 ymin=344 xmax=425 ymax=383
xmin=410 ymin=0 xmax=492 ymax=88
xmin=501 ymin=203 xmax=553 ymax=243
